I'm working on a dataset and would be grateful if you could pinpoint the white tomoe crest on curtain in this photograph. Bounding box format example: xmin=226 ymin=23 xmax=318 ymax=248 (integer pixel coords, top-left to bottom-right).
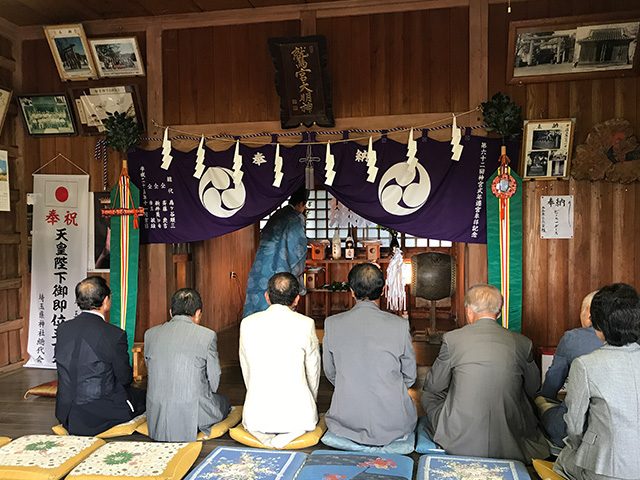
xmin=27 ymin=174 xmax=89 ymax=368
xmin=272 ymin=143 xmax=283 ymax=188
xmin=378 ymin=137 xmax=432 ymax=216
xmin=193 ymin=135 xmax=206 ymax=179
xmin=366 ymin=136 xmax=378 ymax=183
xmin=324 ymin=142 xmax=336 ymax=186
xmin=160 ymin=127 xmax=173 ymax=170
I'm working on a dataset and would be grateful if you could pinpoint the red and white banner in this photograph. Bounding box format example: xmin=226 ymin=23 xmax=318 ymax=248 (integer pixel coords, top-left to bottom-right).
xmin=26 ymin=174 xmax=89 ymax=368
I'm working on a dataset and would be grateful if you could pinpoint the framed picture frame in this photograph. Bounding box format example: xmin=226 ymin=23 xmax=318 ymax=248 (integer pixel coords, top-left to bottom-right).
xmin=68 ymin=85 xmax=145 ymax=135
xmin=43 ymin=24 xmax=97 ymax=81
xmin=507 ymin=13 xmax=639 ymax=84
xmin=522 ymin=118 xmax=576 ymax=180
xmin=268 ymin=35 xmax=334 ymax=129
xmin=89 ymin=37 xmax=145 ymax=78
xmin=17 ymin=94 xmax=77 ymax=136
xmin=0 ymin=87 xmax=12 ymax=134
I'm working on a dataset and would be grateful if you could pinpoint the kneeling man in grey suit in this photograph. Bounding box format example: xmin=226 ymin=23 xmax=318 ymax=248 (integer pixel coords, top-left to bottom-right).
xmin=144 ymin=288 xmax=230 ymax=441
xmin=421 ymin=284 xmax=549 ymax=463
xmin=323 ymin=263 xmax=417 ymax=447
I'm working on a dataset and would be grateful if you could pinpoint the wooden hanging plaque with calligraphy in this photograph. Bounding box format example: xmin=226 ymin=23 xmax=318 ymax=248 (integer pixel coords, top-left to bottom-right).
xmin=268 ymin=35 xmax=335 ymax=129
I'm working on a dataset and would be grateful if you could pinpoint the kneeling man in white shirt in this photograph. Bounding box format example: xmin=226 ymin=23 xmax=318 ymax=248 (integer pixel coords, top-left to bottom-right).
xmin=240 ymin=272 xmax=321 ymax=448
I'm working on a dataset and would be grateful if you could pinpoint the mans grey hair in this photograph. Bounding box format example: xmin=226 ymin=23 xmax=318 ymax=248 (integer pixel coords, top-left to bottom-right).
xmin=464 ymin=284 xmax=503 ymax=315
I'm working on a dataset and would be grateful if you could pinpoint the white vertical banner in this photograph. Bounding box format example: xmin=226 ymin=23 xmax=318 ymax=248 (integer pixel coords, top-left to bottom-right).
xmin=26 ymin=174 xmax=89 ymax=368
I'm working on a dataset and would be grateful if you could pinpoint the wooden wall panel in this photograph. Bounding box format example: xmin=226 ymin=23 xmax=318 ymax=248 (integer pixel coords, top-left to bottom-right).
xmin=521 ymin=181 xmax=638 ymax=348
xmin=162 ymin=21 xmax=300 ymax=125
xmin=21 ymin=35 xmax=155 ymax=345
xmin=192 ymin=226 xmax=257 ymax=334
xmin=0 ymin=26 xmax=24 ymax=371
xmin=317 ymin=8 xmax=470 ymax=117
xmin=487 ymin=0 xmax=640 ymax=348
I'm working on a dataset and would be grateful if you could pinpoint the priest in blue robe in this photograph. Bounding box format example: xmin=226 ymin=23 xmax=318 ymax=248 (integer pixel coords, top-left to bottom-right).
xmin=243 ymin=187 xmax=308 ymax=318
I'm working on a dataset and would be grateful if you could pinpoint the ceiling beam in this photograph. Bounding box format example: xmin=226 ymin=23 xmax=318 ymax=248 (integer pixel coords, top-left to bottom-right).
xmin=17 ymin=0 xmax=102 ymax=23
xmin=15 ymin=0 xmax=533 ymax=41
xmin=0 ymin=14 xmax=19 ymax=35
xmin=18 ymin=0 xmax=478 ymax=39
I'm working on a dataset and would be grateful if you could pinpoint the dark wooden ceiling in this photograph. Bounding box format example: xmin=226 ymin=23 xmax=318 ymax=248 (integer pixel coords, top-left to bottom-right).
xmin=0 ymin=0 xmax=337 ymax=26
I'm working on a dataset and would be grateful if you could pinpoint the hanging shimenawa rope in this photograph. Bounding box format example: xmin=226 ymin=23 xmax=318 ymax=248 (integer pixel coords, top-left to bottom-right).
xmin=95 ymin=107 xmax=486 ymax=167
xmin=143 ymin=106 xmax=482 ymax=147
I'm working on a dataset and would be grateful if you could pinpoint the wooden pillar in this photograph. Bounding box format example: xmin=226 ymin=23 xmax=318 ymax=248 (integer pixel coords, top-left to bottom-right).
xmin=300 ymin=10 xmax=317 ymax=36
xmin=466 ymin=0 xmax=489 ymax=288
xmin=141 ymin=24 xmax=173 ymax=326
xmin=0 ymin=18 xmax=26 ymax=371
xmin=13 ymin=27 xmax=27 ymax=362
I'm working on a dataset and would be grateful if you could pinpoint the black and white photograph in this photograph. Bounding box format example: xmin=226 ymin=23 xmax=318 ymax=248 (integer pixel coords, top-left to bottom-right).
xmin=522 ymin=119 xmax=575 ymax=180
xmin=508 ymin=16 xmax=640 ymax=83
xmin=514 ymin=29 xmax=576 ymax=76
xmin=574 ymin=22 xmax=639 ymax=71
xmin=43 ymin=24 xmax=97 ymax=80
xmin=532 ymin=129 xmax=563 ymax=150
xmin=17 ymin=94 xmax=76 ymax=136
xmin=526 ymin=151 xmax=549 ymax=178
xmin=89 ymin=37 xmax=145 ymax=78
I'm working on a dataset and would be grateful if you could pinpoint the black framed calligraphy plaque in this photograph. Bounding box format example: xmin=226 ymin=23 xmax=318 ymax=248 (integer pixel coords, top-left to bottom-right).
xmin=268 ymin=35 xmax=335 ymax=129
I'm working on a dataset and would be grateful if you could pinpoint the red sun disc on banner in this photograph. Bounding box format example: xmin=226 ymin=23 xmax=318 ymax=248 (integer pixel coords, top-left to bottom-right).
xmin=55 ymin=186 xmax=69 ymax=203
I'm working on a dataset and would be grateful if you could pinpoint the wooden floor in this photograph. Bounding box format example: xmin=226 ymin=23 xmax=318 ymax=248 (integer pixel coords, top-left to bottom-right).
xmin=0 ymin=365 xmax=433 ymax=476
xmin=0 ymin=365 xmax=542 ymax=479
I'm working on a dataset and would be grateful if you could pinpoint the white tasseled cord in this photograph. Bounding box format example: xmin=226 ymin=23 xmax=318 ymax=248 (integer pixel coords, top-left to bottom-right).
xmin=385 ymin=247 xmax=406 ymax=312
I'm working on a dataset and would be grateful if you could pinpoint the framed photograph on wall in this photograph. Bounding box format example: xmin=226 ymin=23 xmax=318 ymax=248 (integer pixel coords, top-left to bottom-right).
xmin=17 ymin=94 xmax=76 ymax=136
xmin=89 ymin=37 xmax=145 ymax=78
xmin=0 ymin=88 xmax=12 ymax=134
xmin=68 ymin=85 xmax=145 ymax=135
xmin=507 ymin=14 xmax=639 ymax=84
xmin=522 ymin=118 xmax=575 ymax=180
xmin=43 ymin=24 xmax=97 ymax=81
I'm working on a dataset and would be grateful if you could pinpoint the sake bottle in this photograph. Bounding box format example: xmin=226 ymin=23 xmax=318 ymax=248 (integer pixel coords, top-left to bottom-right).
xmin=331 ymin=230 xmax=342 ymax=260
xmin=345 ymin=234 xmax=355 ymax=259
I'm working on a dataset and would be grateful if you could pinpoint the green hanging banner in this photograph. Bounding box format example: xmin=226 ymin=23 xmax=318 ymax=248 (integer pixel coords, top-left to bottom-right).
xmin=486 ymin=151 xmax=523 ymax=332
xmin=107 ymin=166 xmax=143 ymax=359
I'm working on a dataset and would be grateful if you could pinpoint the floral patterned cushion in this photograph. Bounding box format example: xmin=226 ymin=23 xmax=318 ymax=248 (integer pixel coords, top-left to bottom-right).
xmin=0 ymin=434 xmax=104 ymax=480
xmin=228 ymin=415 xmax=326 ymax=450
xmin=184 ymin=446 xmax=307 ymax=480
xmin=52 ymin=414 xmax=147 ymax=439
xmin=0 ymin=437 xmax=10 ymax=448
xmin=296 ymin=450 xmax=414 ymax=480
xmin=135 ymin=406 xmax=242 ymax=441
xmin=66 ymin=441 xmax=202 ymax=480
xmin=418 ymin=454 xmax=532 ymax=480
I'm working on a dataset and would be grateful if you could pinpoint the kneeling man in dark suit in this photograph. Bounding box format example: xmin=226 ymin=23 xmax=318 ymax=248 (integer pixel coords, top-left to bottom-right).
xmin=55 ymin=276 xmax=145 ymax=436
